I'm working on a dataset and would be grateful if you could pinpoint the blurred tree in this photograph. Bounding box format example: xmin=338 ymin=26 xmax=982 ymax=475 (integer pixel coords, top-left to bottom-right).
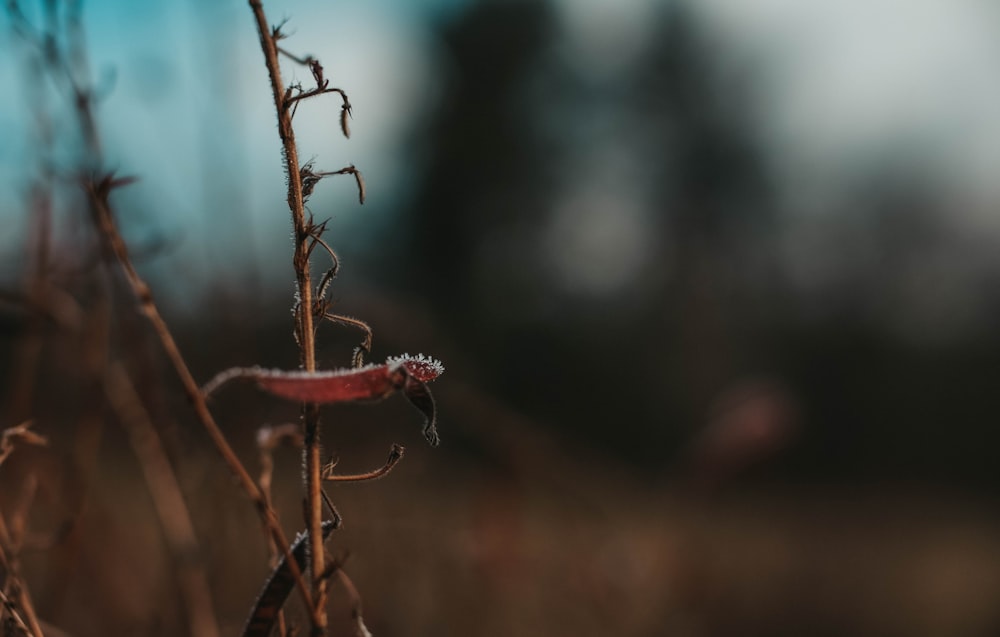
xmin=393 ymin=0 xmax=781 ymax=468
xmin=391 ymin=0 xmax=1000 ymax=488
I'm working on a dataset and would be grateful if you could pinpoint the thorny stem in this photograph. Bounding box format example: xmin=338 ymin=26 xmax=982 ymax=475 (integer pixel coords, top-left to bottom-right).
xmin=247 ymin=1 xmax=328 ymax=632
xmin=84 ymin=181 xmax=315 ymax=615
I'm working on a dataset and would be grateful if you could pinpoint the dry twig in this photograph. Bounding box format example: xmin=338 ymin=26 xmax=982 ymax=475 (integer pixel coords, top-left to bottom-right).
xmin=256 ymin=423 xmax=304 ymax=637
xmin=84 ymin=175 xmax=314 ymax=613
xmin=247 ymin=2 xmax=345 ymax=630
xmin=323 ymin=445 xmax=404 ymax=483
xmin=0 ymin=511 xmax=44 ymax=637
xmin=0 ymin=422 xmax=46 ymax=469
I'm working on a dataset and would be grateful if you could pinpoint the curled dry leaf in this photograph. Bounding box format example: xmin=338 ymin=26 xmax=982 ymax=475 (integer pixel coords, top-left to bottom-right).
xmin=203 ymin=354 xmax=445 ymax=446
xmin=243 ymin=520 xmax=338 ymax=637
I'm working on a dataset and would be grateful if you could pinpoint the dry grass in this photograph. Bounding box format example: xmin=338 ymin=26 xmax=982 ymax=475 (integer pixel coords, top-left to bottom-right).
xmin=1 ymin=1 xmax=427 ymax=635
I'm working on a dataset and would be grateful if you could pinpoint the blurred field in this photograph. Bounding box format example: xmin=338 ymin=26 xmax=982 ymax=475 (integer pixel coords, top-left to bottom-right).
xmin=6 ymin=396 xmax=1000 ymax=636
xmin=3 ymin=303 xmax=1000 ymax=636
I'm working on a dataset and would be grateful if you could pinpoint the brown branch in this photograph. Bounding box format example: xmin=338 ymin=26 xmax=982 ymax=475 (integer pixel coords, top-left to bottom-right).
xmin=322 ymin=313 xmax=373 ymax=368
xmin=285 ymin=86 xmax=349 ymax=110
xmin=307 ymin=232 xmax=339 ymax=276
xmin=0 ymin=588 xmax=34 ymax=637
xmin=314 ymin=165 xmax=366 ymax=205
xmin=246 ymin=2 xmax=327 ymax=631
xmin=276 ymin=46 xmax=313 ymax=66
xmin=323 ymin=444 xmax=404 ymax=482
xmin=0 ymin=513 xmax=44 ymax=637
xmin=0 ymin=422 xmax=47 ymax=469
xmin=83 ymin=177 xmax=314 ymax=613
xmin=273 ymin=45 xmax=352 ymax=138
xmin=256 ymin=423 xmax=303 ymax=637
xmin=257 ymin=423 xmax=304 ymax=501
xmin=7 ymin=4 xmax=314 ymax=631
xmin=333 ymin=567 xmax=371 ymax=637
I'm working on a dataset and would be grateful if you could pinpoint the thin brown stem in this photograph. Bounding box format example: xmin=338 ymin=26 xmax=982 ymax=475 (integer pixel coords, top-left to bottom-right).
xmin=256 ymin=423 xmax=302 ymax=637
xmin=322 ymin=314 xmax=373 ymax=368
xmin=333 ymin=568 xmax=371 ymax=637
xmin=247 ymin=1 xmax=327 ymax=632
xmin=84 ymin=180 xmax=314 ymax=614
xmin=284 ymin=87 xmax=349 ymax=110
xmin=0 ymin=588 xmax=34 ymax=637
xmin=307 ymin=232 xmax=339 ymax=273
xmin=0 ymin=422 xmax=46 ymax=469
xmin=323 ymin=444 xmax=404 ymax=482
xmin=276 ymin=46 xmax=313 ymax=66
xmin=8 ymin=2 xmax=314 ymax=629
xmin=0 ymin=513 xmax=44 ymax=637
xmin=314 ymin=165 xmax=366 ymax=205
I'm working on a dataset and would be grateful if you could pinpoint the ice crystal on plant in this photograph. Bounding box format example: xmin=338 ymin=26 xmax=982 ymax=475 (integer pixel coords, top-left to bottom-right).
xmin=386 ymin=353 xmax=445 ymax=382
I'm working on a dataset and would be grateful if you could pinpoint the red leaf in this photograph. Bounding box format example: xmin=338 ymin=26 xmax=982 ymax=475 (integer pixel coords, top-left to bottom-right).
xmin=201 ymin=354 xmax=445 ymax=446
xmin=256 ymin=366 xmax=400 ymax=403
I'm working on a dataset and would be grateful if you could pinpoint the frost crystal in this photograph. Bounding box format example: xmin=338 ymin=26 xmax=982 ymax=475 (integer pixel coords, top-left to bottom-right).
xmin=386 ymin=353 xmax=445 ymax=382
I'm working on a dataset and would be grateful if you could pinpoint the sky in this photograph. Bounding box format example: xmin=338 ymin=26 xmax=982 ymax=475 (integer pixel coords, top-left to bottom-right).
xmin=4 ymin=0 xmax=1000 ymax=314
xmin=693 ymin=0 xmax=1000 ymax=222
xmin=0 ymin=0 xmax=449 ymax=304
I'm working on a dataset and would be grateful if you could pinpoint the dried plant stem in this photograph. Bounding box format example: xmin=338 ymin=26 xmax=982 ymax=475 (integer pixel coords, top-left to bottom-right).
xmin=0 ymin=514 xmax=44 ymax=637
xmin=333 ymin=568 xmax=371 ymax=637
xmin=0 ymin=422 xmax=46 ymax=469
xmin=248 ymin=1 xmax=328 ymax=632
xmin=103 ymin=361 xmax=221 ymax=637
xmin=84 ymin=183 xmax=314 ymax=614
xmin=257 ymin=423 xmax=304 ymax=637
xmin=323 ymin=444 xmax=404 ymax=482
xmin=0 ymin=588 xmax=34 ymax=637
xmin=11 ymin=0 xmax=317 ymax=629
xmin=302 ymin=404 xmax=326 ymax=632
xmin=246 ymin=0 xmax=315 ymax=368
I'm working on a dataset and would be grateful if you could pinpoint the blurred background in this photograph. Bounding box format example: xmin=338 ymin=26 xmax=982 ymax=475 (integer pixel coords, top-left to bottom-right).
xmin=3 ymin=0 xmax=1000 ymax=635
